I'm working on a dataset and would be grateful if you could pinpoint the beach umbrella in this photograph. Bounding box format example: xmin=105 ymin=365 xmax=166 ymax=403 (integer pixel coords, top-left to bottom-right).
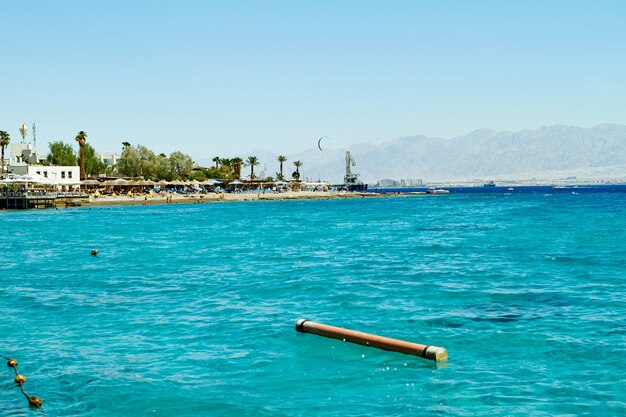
xmin=229 ymin=180 xmax=244 ymax=185
xmin=274 ymin=181 xmax=288 ymax=185
xmin=23 ymin=174 xmax=53 ymax=184
xmin=103 ymin=178 xmax=129 ymax=187
xmin=0 ymin=177 xmax=20 ymax=183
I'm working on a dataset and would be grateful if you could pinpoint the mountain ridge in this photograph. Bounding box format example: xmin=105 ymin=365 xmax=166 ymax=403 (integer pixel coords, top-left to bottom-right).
xmin=200 ymin=124 xmax=626 ymax=183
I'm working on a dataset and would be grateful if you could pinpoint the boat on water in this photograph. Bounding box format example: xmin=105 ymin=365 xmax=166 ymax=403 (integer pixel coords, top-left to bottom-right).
xmin=484 ymin=180 xmax=496 ymax=187
xmin=426 ymin=188 xmax=450 ymax=194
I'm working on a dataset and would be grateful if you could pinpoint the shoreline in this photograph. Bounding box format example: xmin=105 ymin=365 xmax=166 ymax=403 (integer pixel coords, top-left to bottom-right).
xmin=73 ymin=191 xmax=384 ymax=208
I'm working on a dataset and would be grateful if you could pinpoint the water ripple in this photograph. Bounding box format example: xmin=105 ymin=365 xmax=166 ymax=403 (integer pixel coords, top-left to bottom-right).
xmin=1 ymin=195 xmax=625 ymax=416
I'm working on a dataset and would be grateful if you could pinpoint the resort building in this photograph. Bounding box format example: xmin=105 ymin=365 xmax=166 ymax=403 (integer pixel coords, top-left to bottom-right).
xmin=4 ymin=135 xmax=81 ymax=189
xmin=10 ymin=165 xmax=80 ymax=190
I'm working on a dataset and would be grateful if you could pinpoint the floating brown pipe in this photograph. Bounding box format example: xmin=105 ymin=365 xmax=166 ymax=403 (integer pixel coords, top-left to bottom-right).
xmin=296 ymin=319 xmax=448 ymax=361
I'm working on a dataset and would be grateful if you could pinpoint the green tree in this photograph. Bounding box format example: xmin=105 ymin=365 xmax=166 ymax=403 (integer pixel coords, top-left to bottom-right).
xmin=218 ymin=158 xmax=234 ymax=179
xmin=84 ymin=144 xmax=107 ymax=177
xmin=220 ymin=158 xmax=232 ymax=169
xmin=47 ymin=141 xmax=78 ymax=166
xmin=154 ymin=153 xmax=170 ymax=180
xmin=75 ymin=131 xmax=88 ymax=180
xmin=277 ymin=155 xmax=287 ymax=180
xmin=137 ymin=145 xmax=157 ymax=178
xmin=0 ymin=131 xmax=10 ymax=177
xmin=245 ymin=156 xmax=259 ymax=179
xmin=212 ymin=156 xmax=221 ymax=169
xmin=192 ymin=170 xmax=208 ymax=181
xmin=168 ymin=151 xmax=194 ymax=180
xmin=117 ymin=145 xmax=142 ymax=177
xmin=116 ymin=144 xmax=156 ymax=178
xmin=231 ymin=157 xmax=243 ymax=179
xmin=292 ymin=160 xmax=302 ymax=181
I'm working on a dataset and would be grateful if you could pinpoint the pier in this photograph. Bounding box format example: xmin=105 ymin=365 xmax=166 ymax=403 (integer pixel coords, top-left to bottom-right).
xmin=0 ymin=190 xmax=58 ymax=209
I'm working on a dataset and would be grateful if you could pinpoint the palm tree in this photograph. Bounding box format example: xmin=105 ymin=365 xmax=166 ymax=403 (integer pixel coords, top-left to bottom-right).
xmin=293 ymin=160 xmax=303 ymax=181
xmin=122 ymin=141 xmax=131 ymax=149
xmin=0 ymin=131 xmax=10 ymax=177
xmin=212 ymin=156 xmax=221 ymax=169
xmin=246 ymin=156 xmax=259 ymax=179
xmin=75 ymin=131 xmax=88 ymax=180
xmin=231 ymin=157 xmax=243 ymax=179
xmin=277 ymin=155 xmax=287 ymax=180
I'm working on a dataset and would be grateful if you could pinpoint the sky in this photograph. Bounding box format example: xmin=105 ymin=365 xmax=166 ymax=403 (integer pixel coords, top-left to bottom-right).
xmin=2 ymin=0 xmax=626 ymax=160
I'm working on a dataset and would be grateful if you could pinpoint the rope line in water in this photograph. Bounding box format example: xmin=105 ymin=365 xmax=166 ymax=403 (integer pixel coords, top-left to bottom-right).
xmin=3 ymin=355 xmax=43 ymax=409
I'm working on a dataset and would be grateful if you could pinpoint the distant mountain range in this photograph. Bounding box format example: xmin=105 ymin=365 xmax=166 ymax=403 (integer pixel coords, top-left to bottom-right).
xmin=202 ymin=124 xmax=626 ymax=184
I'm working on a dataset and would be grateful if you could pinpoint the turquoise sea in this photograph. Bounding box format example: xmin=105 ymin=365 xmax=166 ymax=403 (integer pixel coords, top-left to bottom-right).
xmin=1 ymin=193 xmax=625 ymax=416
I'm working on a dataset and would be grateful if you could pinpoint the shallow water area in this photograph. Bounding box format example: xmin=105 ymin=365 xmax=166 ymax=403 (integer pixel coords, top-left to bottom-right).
xmin=1 ymin=193 xmax=625 ymax=416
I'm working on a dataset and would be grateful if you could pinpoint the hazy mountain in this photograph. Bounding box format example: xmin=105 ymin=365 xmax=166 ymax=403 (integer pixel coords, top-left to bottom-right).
xmin=201 ymin=124 xmax=626 ymax=184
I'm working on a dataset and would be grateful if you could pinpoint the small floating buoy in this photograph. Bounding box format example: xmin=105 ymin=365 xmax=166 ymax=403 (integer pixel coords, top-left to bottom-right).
xmin=3 ymin=357 xmax=43 ymax=408
xmin=28 ymin=396 xmax=42 ymax=408
xmin=295 ymin=319 xmax=448 ymax=362
xmin=91 ymin=250 xmax=99 ymax=256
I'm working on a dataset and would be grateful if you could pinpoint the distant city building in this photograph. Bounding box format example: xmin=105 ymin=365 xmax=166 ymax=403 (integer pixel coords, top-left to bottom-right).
xmin=376 ymin=178 xmax=400 ymax=187
xmin=375 ymin=178 xmax=422 ymax=187
xmin=400 ymin=178 xmax=422 ymax=187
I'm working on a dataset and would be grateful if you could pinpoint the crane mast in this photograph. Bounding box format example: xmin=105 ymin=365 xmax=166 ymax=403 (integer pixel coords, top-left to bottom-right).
xmin=343 ymin=150 xmax=366 ymax=191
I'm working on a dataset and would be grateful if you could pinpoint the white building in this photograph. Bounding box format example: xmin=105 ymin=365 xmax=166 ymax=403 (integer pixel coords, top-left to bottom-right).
xmin=9 ymin=142 xmax=43 ymax=164
xmin=376 ymin=178 xmax=400 ymax=187
xmin=11 ymin=165 xmax=80 ymax=190
xmin=96 ymin=151 xmax=119 ymax=166
xmin=400 ymin=178 xmax=423 ymax=187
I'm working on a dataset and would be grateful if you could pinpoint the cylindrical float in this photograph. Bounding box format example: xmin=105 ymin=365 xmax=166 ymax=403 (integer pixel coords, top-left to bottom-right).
xmin=296 ymin=319 xmax=447 ymax=361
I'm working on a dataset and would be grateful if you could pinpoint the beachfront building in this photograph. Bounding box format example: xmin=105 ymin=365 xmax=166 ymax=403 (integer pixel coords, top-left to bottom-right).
xmin=11 ymin=164 xmax=80 ymax=190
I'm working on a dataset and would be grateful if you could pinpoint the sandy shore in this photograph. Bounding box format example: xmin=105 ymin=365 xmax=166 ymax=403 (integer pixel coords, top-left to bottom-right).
xmin=74 ymin=191 xmax=382 ymax=207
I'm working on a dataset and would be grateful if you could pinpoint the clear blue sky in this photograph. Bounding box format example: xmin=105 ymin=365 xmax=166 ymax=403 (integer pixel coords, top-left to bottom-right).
xmin=2 ymin=0 xmax=625 ymax=159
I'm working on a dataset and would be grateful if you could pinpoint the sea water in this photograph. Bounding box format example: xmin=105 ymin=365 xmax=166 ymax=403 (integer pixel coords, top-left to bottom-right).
xmin=1 ymin=193 xmax=625 ymax=416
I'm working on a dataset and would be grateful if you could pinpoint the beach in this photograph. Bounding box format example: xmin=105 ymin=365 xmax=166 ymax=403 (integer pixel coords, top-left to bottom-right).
xmin=77 ymin=190 xmax=382 ymax=207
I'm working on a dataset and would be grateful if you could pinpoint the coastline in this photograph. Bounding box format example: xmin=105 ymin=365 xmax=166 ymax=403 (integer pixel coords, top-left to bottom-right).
xmin=74 ymin=191 xmax=383 ymax=208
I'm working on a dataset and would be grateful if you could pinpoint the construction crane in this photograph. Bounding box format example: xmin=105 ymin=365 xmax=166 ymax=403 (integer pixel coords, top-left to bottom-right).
xmin=344 ymin=151 xmax=366 ymax=191
xmin=344 ymin=151 xmax=358 ymax=185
